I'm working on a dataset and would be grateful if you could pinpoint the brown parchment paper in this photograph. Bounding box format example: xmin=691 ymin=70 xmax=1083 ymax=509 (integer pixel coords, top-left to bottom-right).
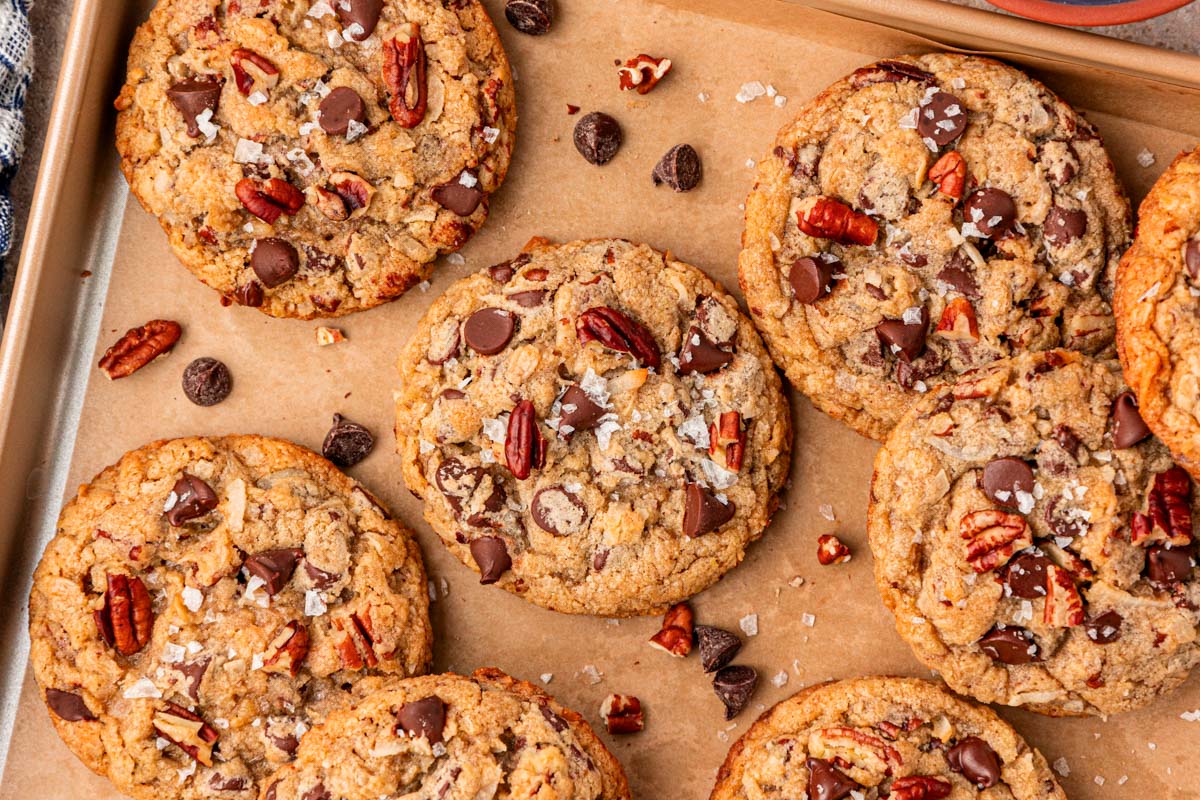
xmin=6 ymin=1 xmax=1200 ymax=797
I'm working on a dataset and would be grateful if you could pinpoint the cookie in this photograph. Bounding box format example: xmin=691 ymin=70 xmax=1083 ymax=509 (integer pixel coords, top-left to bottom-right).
xmin=739 ymin=52 xmax=1131 ymax=440
xmin=710 ymin=677 xmax=1065 ymax=800
xmin=29 ymin=436 xmax=432 ymax=800
xmin=261 ymin=667 xmax=631 ymax=800
xmin=869 ymin=350 xmax=1199 ymax=715
xmin=394 ymin=238 xmax=792 ymax=615
xmin=1116 ymin=147 xmax=1200 ymax=478
xmin=115 ymin=0 xmax=515 ymax=319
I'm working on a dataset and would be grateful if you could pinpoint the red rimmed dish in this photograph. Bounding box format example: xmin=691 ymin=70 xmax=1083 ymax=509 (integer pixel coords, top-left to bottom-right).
xmin=988 ymin=0 xmax=1192 ymax=25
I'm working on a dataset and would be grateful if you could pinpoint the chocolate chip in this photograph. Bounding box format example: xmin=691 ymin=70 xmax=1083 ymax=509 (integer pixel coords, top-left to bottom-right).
xmin=805 ymin=757 xmax=858 ymax=800
xmin=851 ymin=60 xmax=936 ymax=88
xmin=440 ymin=389 xmax=466 ymax=402
xmin=1084 ymin=610 xmax=1123 ymax=644
xmin=531 ymin=486 xmax=587 ymax=535
xmin=1003 ymin=551 xmax=1051 ymax=599
xmin=1146 ymin=544 xmax=1194 ymax=586
xmin=167 ymin=79 xmax=221 ymax=137
xmin=592 ymin=547 xmax=609 ymax=571
xmin=234 ymin=280 xmax=264 ymax=307
xmin=322 ymin=413 xmax=374 ymax=467
xmin=895 ymin=348 xmax=943 ymax=390
xmin=1110 ymin=391 xmax=1151 ymax=448
xmin=335 ymin=0 xmax=382 ymax=40
xmin=470 ymin=536 xmax=512 ymax=584
xmin=683 ymin=482 xmax=736 ymax=537
xmin=573 ymin=112 xmax=622 ymax=166
xmin=978 ymin=625 xmax=1040 ymax=664
xmin=1043 ymin=206 xmax=1087 ymax=246
xmin=1054 ymin=424 xmax=1082 ymax=459
xmin=432 ymin=173 xmax=484 ymax=216
xmin=936 ymin=263 xmax=980 ymax=300
xmin=304 ymin=561 xmax=340 ymax=590
xmin=181 ymin=357 xmax=232 ymax=407
xmin=209 ymin=773 xmax=250 ymax=792
xmin=318 ymin=86 xmax=367 ymax=136
xmin=244 ymin=548 xmax=303 ymax=596
xmin=678 ymin=326 xmax=733 ymax=375
xmin=505 ymin=0 xmax=553 ymax=34
xmin=301 ymin=782 xmax=331 ymax=800
xmin=875 ymin=306 xmax=928 ymax=363
xmin=789 ymin=255 xmax=838 ymax=304
xmin=165 ymin=473 xmax=219 ymax=526
xmin=981 ymin=457 xmax=1034 ymax=509
xmin=508 ymin=289 xmax=547 ymax=308
xmin=652 ymin=144 xmax=702 ymax=192
xmin=558 ymin=384 xmax=605 ymax=433
xmin=963 ymin=188 xmax=1017 ymax=238
xmin=397 ymin=695 xmax=446 ymax=743
xmin=177 ymin=657 xmax=210 ymax=701
xmin=695 ymin=625 xmax=741 ymax=673
xmin=251 ymin=238 xmax=299 ymax=288
xmin=917 ymin=91 xmax=967 ymax=147
xmin=946 ymin=736 xmax=1002 ymax=788
xmin=45 ymin=689 xmax=96 ymax=722
xmin=435 ymin=458 xmax=482 ymax=512
xmin=1185 ymin=239 xmax=1200 ymax=280
xmin=541 ymin=705 xmax=568 ymax=732
xmin=712 ymin=665 xmax=757 ymax=720
xmin=463 ymin=307 xmax=515 ymax=354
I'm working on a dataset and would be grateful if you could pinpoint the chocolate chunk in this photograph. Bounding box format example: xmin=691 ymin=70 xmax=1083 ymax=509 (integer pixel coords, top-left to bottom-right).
xmin=304 ymin=561 xmax=340 ymax=590
xmin=45 ymin=688 xmax=96 ymax=722
xmin=440 ymin=389 xmax=466 ymax=402
xmin=470 ymin=536 xmax=512 ymax=584
xmin=1054 ymin=424 xmax=1082 ymax=459
xmin=335 ymin=0 xmax=382 ymax=40
xmin=165 ymin=473 xmax=219 ymax=526
xmin=558 ymin=384 xmax=605 ymax=433
xmin=936 ymin=263 xmax=980 ymax=300
xmin=683 ymin=482 xmax=736 ymax=537
xmin=804 ymin=757 xmax=858 ymax=800
xmin=978 ymin=625 xmax=1040 ymax=664
xmin=1185 ymin=239 xmax=1200 ymax=280
xmin=244 ymin=548 xmax=303 ymax=596
xmin=963 ymin=188 xmax=1017 ymax=238
xmin=1110 ymin=391 xmax=1151 ymax=448
xmin=318 ymin=86 xmax=367 ymax=136
xmin=1147 ymin=544 xmax=1194 ymax=586
xmin=177 ymin=657 xmax=210 ymax=701
xmin=487 ymin=254 xmax=530 ymax=284
xmin=181 ymin=357 xmax=232 ymax=407
xmin=1003 ymin=551 xmax=1051 ymax=599
xmin=209 ymin=773 xmax=250 ymax=792
xmin=917 ymin=91 xmax=967 ymax=147
xmin=432 ymin=173 xmax=484 ymax=216
xmin=301 ymin=783 xmax=331 ymax=800
xmin=251 ymin=238 xmax=299 ymax=288
xmin=981 ymin=457 xmax=1035 ymax=509
xmin=322 ymin=413 xmax=374 ymax=467
xmin=531 ymin=486 xmax=587 ymax=535
xmin=712 ymin=665 xmax=757 ymax=720
xmin=789 ymin=255 xmax=838 ymax=304
xmin=875 ymin=306 xmax=929 ymax=362
xmin=464 ymin=307 xmax=515 ymax=354
xmin=167 ymin=79 xmax=221 ymax=137
xmin=851 ymin=59 xmax=936 ymax=88
xmin=435 ymin=458 xmax=482 ymax=511
xmin=695 ymin=625 xmax=741 ymax=673
xmin=895 ymin=348 xmax=943 ymax=390
xmin=541 ymin=705 xmax=568 ymax=732
xmin=946 ymin=736 xmax=1002 ymax=788
xmin=235 ymin=280 xmax=264 ymax=307
xmin=508 ymin=289 xmax=546 ymax=307
xmin=397 ymin=696 xmax=446 ymax=743
xmin=573 ymin=112 xmax=622 ymax=165
xmin=505 ymin=0 xmax=553 ymax=35
xmin=1085 ymin=610 xmax=1123 ymax=644
xmin=652 ymin=144 xmax=702 ymax=192
xmin=1043 ymin=206 xmax=1087 ymax=246
xmin=678 ymin=326 xmax=734 ymax=375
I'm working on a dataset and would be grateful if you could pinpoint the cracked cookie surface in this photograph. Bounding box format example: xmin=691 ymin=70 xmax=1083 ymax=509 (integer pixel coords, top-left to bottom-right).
xmin=740 ymin=53 xmax=1130 ymax=440
xmin=394 ymin=238 xmax=792 ymax=616
xmin=29 ymin=436 xmax=432 ymax=800
xmin=116 ymin=0 xmax=515 ymax=318
xmin=261 ymin=668 xmax=631 ymax=800
xmin=869 ymin=351 xmax=1199 ymax=715
xmin=710 ymin=677 xmax=1065 ymax=800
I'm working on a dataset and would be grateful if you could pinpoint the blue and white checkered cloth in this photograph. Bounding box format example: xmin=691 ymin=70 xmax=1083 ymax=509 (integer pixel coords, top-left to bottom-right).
xmin=0 ymin=0 xmax=31 ymax=257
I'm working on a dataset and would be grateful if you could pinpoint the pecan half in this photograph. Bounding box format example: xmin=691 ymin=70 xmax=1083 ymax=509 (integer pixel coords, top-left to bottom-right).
xmin=334 ymin=609 xmax=380 ymax=670
xmin=576 ymin=306 xmax=662 ymax=369
xmin=648 ymin=602 xmax=694 ymax=657
xmin=153 ymin=703 xmax=219 ymax=766
xmin=708 ymin=411 xmax=746 ymax=472
xmin=796 ymin=197 xmax=878 ymax=246
xmin=1043 ymin=564 xmax=1084 ymax=628
xmin=1132 ymin=466 xmax=1194 ymax=547
xmin=330 ymin=171 xmax=375 ymax=216
xmin=231 ymin=48 xmax=279 ymax=97
xmin=98 ymin=319 xmax=182 ymax=379
xmin=617 ymin=54 xmax=671 ymax=94
xmin=261 ymin=621 xmax=310 ymax=676
xmin=382 ymin=25 xmax=427 ymax=127
xmin=808 ymin=726 xmax=902 ymax=783
xmin=505 ymin=399 xmax=546 ymax=480
xmin=928 ymin=151 xmax=966 ymax=200
xmin=889 ymin=776 xmax=952 ymax=800
xmin=236 ymin=177 xmax=304 ymax=223
xmin=95 ymin=573 xmax=154 ymax=655
xmin=960 ymin=510 xmax=1032 ymax=573
xmin=816 ymin=533 xmax=851 ymax=566
xmin=935 ymin=297 xmax=979 ymax=340
xmin=600 ymin=694 xmax=644 ymax=734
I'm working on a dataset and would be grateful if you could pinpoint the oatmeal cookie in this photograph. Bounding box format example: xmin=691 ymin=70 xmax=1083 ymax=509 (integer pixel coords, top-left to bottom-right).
xmin=115 ymin=0 xmax=515 ymax=318
xmin=394 ymin=238 xmax=792 ymax=615
xmin=869 ymin=350 xmax=1199 ymax=715
xmin=29 ymin=435 xmax=432 ymax=800
xmin=740 ymin=52 xmax=1130 ymax=440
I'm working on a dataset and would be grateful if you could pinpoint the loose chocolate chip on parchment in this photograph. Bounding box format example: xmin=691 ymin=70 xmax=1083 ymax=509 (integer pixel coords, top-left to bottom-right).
xmin=322 ymin=414 xmax=375 ymax=467
xmin=164 ymin=473 xmax=219 ymax=526
xmin=470 ymin=536 xmax=512 ymax=584
xmin=318 ymin=86 xmax=367 ymax=136
xmin=182 ymin=357 xmax=232 ymax=406
xmin=464 ymin=307 xmax=515 ymax=354
xmin=244 ymin=548 xmax=303 ymax=596
xmin=652 ymin=144 xmax=702 ymax=191
xmin=574 ymin=112 xmax=622 ymax=165
xmin=946 ymin=736 xmax=1002 ymax=788
xmin=505 ymin=0 xmax=553 ymax=35
xmin=1110 ymin=391 xmax=1151 ymax=448
xmin=712 ymin=664 xmax=757 ymax=720
xmin=695 ymin=625 xmax=741 ymax=673
xmin=251 ymin=238 xmax=299 ymax=288
xmin=167 ymin=79 xmax=221 ymax=137
xmin=397 ymin=696 xmax=446 ymax=743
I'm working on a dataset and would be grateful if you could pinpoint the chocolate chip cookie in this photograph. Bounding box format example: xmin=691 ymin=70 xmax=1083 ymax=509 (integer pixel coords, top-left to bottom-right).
xmin=394 ymin=238 xmax=792 ymax=615
xmin=869 ymin=350 xmax=1199 ymax=715
xmin=740 ymin=53 xmax=1130 ymax=440
xmin=1116 ymin=147 xmax=1200 ymax=478
xmin=710 ymin=677 xmax=1065 ymax=800
xmin=29 ymin=436 xmax=432 ymax=800
xmin=115 ymin=0 xmax=515 ymax=318
xmin=261 ymin=667 xmax=631 ymax=800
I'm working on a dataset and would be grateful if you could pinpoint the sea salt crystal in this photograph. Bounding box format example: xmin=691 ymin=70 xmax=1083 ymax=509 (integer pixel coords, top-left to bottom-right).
xmin=739 ymin=613 xmax=759 ymax=637
xmin=801 ymin=612 xmax=816 ymax=628
xmin=195 ymin=108 xmax=219 ymax=142
xmin=181 ymin=586 xmax=203 ymax=612
xmin=482 ymin=416 xmax=508 ymax=444
xmin=248 ymin=91 xmax=268 ymax=106
xmin=446 ymin=252 xmax=466 ymax=266
xmin=177 ymin=762 xmax=196 ymax=783
xmin=697 ymin=91 xmax=710 ymax=103
xmin=902 ymin=306 xmax=924 ymax=325
xmin=307 ymin=0 xmax=335 ymax=16
xmin=736 ymin=81 xmax=767 ymax=103
xmin=1181 ymin=709 xmax=1200 ymax=722
xmin=818 ymin=503 xmax=835 ymax=521
xmin=541 ymin=673 xmax=553 ymax=684
xmin=1137 ymin=148 xmax=1156 ymax=168
xmin=1053 ymin=757 xmax=1071 ymax=777
xmin=677 ymin=414 xmax=710 ymax=449
xmin=745 ymin=158 xmax=756 ymax=169
xmin=342 ymin=22 xmax=365 ymax=41
xmin=124 ymin=678 xmax=162 ymax=699
xmin=773 ymin=95 xmax=787 ymax=108
xmin=701 ymin=458 xmax=738 ymax=490
xmin=579 ymin=665 xmax=603 ymax=685
xmin=771 ymin=670 xmax=789 ymax=688
xmin=326 ymin=29 xmax=344 ymax=49
xmin=458 ymin=171 xmax=479 ymax=188
xmin=482 ymin=126 xmax=501 ymax=143
xmin=346 ymin=119 xmax=368 ymax=142
xmin=305 ymin=589 xmax=328 ymax=616
xmin=1138 ymin=281 xmax=1162 ymax=303
xmin=234 ymin=138 xmax=270 ymax=165
xmin=161 ymin=642 xmax=186 ymax=664
xmin=244 ymin=574 xmax=270 ymax=607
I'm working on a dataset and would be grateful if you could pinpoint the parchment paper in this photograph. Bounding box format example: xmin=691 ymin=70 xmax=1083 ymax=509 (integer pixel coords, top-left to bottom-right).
xmin=6 ymin=1 xmax=1200 ymax=797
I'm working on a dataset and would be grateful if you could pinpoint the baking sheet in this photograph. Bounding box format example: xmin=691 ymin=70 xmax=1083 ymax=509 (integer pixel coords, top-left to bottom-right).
xmin=3 ymin=0 xmax=1200 ymax=797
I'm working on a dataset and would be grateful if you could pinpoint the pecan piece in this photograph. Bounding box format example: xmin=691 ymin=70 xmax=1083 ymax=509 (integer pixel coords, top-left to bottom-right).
xmin=889 ymin=776 xmax=952 ymax=800
xmin=261 ymin=621 xmax=310 ymax=676
xmin=153 ymin=703 xmax=219 ymax=766
xmin=648 ymin=602 xmax=693 ymax=657
xmin=505 ymin=399 xmax=547 ymax=480
xmin=1132 ymin=466 xmax=1194 ymax=547
xmin=95 ymin=573 xmax=153 ymax=655
xmin=334 ymin=609 xmax=380 ymax=669
xmin=1043 ymin=564 xmax=1084 ymax=628
xmin=231 ymin=48 xmax=279 ymax=97
xmin=850 ymin=59 xmax=935 ymax=88
xmin=329 ymin=171 xmax=375 ymax=216
xmin=98 ymin=319 xmax=182 ymax=379
xmin=617 ymin=54 xmax=671 ymax=94
xmin=808 ymin=726 xmax=902 ymax=783
xmin=576 ymin=306 xmax=662 ymax=369
xmin=816 ymin=533 xmax=851 ymax=565
xmin=235 ymin=177 xmax=304 ymax=223
xmin=935 ymin=296 xmax=979 ymax=340
xmin=928 ymin=151 xmax=966 ymax=200
xmin=600 ymin=694 xmax=644 ymax=734
xmin=960 ymin=510 xmax=1031 ymax=573
xmin=797 ymin=196 xmax=878 ymax=246
xmin=312 ymin=186 xmax=349 ymax=221
xmin=950 ymin=365 xmax=1007 ymax=401
xmin=708 ymin=411 xmax=746 ymax=472
xmin=382 ymin=25 xmax=427 ymax=127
